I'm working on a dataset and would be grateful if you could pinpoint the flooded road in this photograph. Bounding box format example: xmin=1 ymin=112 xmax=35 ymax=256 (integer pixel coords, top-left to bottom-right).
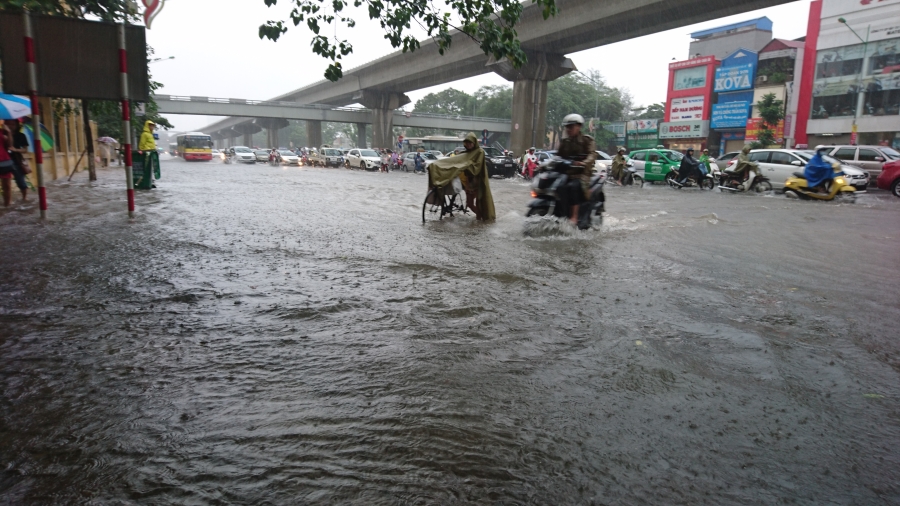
xmin=2 ymin=157 xmax=899 ymax=504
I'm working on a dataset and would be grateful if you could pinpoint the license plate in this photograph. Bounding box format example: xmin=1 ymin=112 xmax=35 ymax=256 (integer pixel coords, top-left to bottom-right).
xmin=505 ymin=163 xmax=512 ymax=167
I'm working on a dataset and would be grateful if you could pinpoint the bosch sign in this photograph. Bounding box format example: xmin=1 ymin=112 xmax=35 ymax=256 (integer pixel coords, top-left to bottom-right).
xmin=659 ymin=120 xmax=710 ymax=139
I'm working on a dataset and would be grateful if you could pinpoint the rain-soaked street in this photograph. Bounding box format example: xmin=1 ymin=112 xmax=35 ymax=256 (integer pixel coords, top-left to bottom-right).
xmin=1 ymin=157 xmax=899 ymax=504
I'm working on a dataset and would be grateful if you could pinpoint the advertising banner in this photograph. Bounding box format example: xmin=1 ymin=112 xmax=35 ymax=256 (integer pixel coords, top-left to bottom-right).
xmin=745 ymin=118 xmax=784 ymax=143
xmin=714 ymin=63 xmax=755 ymax=92
xmin=711 ymin=101 xmax=750 ymax=129
xmin=626 ymin=119 xmax=658 ymax=133
xmin=659 ymin=120 xmax=709 ymax=139
xmin=669 ymin=96 xmax=705 ymax=120
xmin=673 ymin=66 xmax=708 ymax=91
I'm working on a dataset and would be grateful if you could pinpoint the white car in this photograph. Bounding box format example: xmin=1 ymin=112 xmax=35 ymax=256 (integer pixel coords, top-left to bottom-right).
xmin=230 ymin=146 xmax=256 ymax=164
xmin=277 ymin=150 xmax=300 ymax=165
xmin=211 ymin=149 xmax=224 ymax=161
xmin=428 ymin=150 xmax=447 ymax=159
xmin=595 ymin=150 xmax=613 ymax=170
xmin=345 ymin=148 xmax=383 ymax=170
xmin=726 ymin=149 xmax=870 ymax=190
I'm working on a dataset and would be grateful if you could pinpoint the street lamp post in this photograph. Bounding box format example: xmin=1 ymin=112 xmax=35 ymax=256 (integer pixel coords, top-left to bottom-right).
xmin=838 ymin=17 xmax=869 ymax=146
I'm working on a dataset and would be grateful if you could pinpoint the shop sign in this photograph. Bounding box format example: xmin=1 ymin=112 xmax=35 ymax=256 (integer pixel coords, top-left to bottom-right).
xmin=711 ymin=101 xmax=750 ymax=129
xmin=627 ymin=132 xmax=660 ymax=149
xmin=669 ymin=96 xmax=705 ymax=121
xmin=659 ymin=120 xmax=709 ymax=139
xmin=745 ymin=118 xmax=784 ymax=143
xmin=626 ymin=119 xmax=658 ymax=133
xmin=714 ymin=63 xmax=755 ymax=92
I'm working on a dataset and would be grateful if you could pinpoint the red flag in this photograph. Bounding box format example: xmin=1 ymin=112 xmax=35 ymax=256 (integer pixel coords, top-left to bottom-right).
xmin=142 ymin=0 xmax=165 ymax=29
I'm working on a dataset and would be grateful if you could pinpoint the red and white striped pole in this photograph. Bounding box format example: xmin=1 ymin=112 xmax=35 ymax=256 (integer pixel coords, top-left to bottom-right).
xmin=118 ymin=23 xmax=135 ymax=217
xmin=22 ymin=11 xmax=47 ymax=219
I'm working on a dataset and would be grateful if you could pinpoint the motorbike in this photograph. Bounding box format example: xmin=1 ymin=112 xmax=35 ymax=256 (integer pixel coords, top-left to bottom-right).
xmin=526 ymin=157 xmax=605 ymax=230
xmin=620 ymin=160 xmax=643 ymax=187
xmin=784 ymin=168 xmax=856 ymax=202
xmin=666 ymin=163 xmax=715 ymax=190
xmin=718 ymin=165 xmax=773 ymax=194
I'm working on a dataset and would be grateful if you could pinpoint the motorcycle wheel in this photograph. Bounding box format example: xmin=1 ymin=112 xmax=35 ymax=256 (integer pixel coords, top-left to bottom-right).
xmin=525 ymin=207 xmax=548 ymax=217
xmin=753 ymin=180 xmax=774 ymax=195
xmin=634 ymin=175 xmax=644 ymax=188
xmin=702 ymin=177 xmax=715 ymax=190
xmin=665 ymin=171 xmax=678 ymax=187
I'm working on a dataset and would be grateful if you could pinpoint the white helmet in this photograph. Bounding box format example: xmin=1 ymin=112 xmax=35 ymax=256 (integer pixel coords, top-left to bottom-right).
xmin=562 ymin=113 xmax=584 ymax=126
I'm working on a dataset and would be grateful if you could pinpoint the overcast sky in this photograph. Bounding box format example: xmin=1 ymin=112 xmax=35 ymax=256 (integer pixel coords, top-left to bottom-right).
xmin=149 ymin=0 xmax=813 ymax=132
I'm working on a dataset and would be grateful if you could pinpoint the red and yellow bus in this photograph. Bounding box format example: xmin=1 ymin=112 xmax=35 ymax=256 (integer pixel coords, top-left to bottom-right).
xmin=176 ymin=132 xmax=213 ymax=161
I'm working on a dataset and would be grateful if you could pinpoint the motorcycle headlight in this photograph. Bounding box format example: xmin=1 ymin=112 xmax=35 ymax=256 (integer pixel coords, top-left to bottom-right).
xmin=835 ymin=177 xmax=846 ymax=185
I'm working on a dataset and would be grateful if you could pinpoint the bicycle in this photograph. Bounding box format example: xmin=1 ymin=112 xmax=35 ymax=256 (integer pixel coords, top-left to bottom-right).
xmin=422 ymin=178 xmax=468 ymax=223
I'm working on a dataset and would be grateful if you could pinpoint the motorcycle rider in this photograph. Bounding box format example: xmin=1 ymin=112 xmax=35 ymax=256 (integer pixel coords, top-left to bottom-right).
xmin=804 ymin=146 xmax=837 ymax=193
xmin=726 ymin=145 xmax=759 ymax=189
xmin=556 ymin=114 xmax=596 ymax=228
xmin=610 ymin=147 xmax=627 ymax=185
xmin=674 ymin=148 xmax=700 ymax=187
xmin=698 ymin=148 xmax=713 ymax=177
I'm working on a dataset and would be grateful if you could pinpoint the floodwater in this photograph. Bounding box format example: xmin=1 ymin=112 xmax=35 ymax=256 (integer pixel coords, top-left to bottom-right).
xmin=2 ymin=157 xmax=899 ymax=504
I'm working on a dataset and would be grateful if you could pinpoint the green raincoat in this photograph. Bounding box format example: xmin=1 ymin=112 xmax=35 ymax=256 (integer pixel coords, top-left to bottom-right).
xmin=731 ymin=145 xmax=758 ymax=175
xmin=698 ymin=153 xmax=712 ymax=175
xmin=427 ymin=132 xmax=496 ymax=221
xmin=610 ymin=153 xmax=627 ymax=180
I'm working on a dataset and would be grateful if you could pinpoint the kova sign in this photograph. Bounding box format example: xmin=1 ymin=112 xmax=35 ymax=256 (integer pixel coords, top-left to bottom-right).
xmin=714 ymin=63 xmax=755 ymax=92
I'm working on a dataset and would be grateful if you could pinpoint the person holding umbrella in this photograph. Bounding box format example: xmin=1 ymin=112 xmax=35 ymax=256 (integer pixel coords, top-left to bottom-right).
xmin=0 ymin=94 xmax=32 ymax=205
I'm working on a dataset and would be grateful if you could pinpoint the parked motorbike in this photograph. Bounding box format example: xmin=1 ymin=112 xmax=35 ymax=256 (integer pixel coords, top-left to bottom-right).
xmin=718 ymin=167 xmax=773 ymax=194
xmin=783 ymin=168 xmax=856 ymax=202
xmin=526 ymin=157 xmax=605 ymax=230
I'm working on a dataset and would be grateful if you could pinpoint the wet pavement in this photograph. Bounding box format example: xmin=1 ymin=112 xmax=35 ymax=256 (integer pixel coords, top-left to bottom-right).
xmin=2 ymin=156 xmax=899 ymax=504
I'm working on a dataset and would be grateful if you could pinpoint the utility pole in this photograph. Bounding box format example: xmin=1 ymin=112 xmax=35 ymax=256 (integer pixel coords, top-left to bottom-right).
xmin=838 ymin=17 xmax=869 ymax=146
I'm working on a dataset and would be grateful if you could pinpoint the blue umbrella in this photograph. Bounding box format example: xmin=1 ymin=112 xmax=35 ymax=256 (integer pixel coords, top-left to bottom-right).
xmin=0 ymin=93 xmax=31 ymax=120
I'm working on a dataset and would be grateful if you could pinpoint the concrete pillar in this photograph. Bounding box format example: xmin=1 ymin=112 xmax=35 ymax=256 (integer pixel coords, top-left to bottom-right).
xmin=307 ymin=120 xmax=322 ymax=148
xmin=354 ymin=91 xmax=410 ymax=149
xmin=488 ymin=51 xmax=575 ymax=157
xmin=243 ymin=132 xmax=252 ymax=147
xmin=268 ymin=127 xmax=279 ymax=149
xmin=356 ymin=123 xmax=367 ymax=148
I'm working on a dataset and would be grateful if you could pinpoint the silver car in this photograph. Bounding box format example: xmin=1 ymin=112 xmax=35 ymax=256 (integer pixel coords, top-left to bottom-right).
xmin=817 ymin=145 xmax=900 ymax=180
xmin=254 ymin=150 xmax=270 ymax=163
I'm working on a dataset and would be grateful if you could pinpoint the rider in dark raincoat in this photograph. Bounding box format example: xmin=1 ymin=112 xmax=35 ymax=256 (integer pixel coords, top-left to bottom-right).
xmin=804 ymin=147 xmax=837 ymax=192
xmin=675 ymin=148 xmax=700 ymax=186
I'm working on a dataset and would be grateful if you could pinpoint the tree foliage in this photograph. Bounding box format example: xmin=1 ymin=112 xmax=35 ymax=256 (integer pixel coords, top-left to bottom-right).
xmin=259 ymin=0 xmax=558 ymax=81
xmin=751 ymin=92 xmax=784 ymax=149
xmin=405 ymin=71 xmax=629 ymax=148
xmin=634 ymin=102 xmax=666 ymax=120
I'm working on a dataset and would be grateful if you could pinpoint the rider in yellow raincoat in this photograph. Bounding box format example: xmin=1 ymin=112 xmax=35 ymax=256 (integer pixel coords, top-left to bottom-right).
xmin=427 ymin=132 xmax=496 ymax=221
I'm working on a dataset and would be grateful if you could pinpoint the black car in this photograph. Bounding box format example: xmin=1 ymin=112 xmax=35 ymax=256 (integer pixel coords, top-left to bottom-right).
xmin=482 ymin=147 xmax=517 ymax=178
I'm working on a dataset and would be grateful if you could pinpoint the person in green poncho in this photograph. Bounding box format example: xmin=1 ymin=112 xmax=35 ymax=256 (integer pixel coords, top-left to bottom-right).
xmin=426 ymin=132 xmax=496 ymax=221
xmin=698 ymin=148 xmax=713 ymax=177
xmin=610 ymin=147 xmax=627 ymax=185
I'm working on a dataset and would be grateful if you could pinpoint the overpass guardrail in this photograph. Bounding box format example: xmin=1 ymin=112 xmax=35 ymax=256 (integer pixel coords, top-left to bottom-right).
xmin=153 ymin=94 xmax=511 ymax=124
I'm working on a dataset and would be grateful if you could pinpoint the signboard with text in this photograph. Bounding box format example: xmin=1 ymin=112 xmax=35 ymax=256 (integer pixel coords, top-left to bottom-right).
xmin=659 ymin=120 xmax=709 ymax=139
xmin=669 ymin=96 xmax=705 ymax=121
xmin=744 ymin=118 xmax=784 ymax=143
xmin=714 ymin=63 xmax=755 ymax=92
xmin=710 ymin=101 xmax=751 ymax=129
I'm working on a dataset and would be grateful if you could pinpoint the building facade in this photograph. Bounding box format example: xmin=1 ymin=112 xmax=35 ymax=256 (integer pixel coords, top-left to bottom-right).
xmin=688 ymin=17 xmax=774 ymax=60
xmin=796 ymin=0 xmax=900 ymax=148
xmin=710 ymin=48 xmax=758 ymax=154
xmin=661 ymin=56 xmax=718 ymax=151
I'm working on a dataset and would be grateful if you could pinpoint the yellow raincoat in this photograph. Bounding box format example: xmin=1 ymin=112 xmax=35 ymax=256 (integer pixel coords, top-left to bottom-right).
xmin=138 ymin=120 xmax=156 ymax=151
xmin=427 ymin=132 xmax=496 ymax=221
